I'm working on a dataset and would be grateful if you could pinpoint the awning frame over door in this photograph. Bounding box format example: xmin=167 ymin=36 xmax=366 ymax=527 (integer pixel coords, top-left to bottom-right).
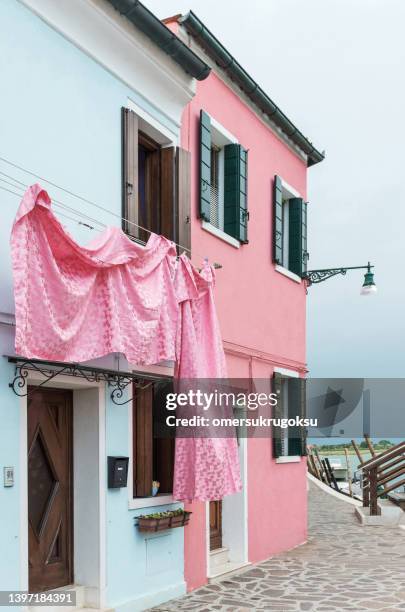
xmin=6 ymin=356 xmax=171 ymax=405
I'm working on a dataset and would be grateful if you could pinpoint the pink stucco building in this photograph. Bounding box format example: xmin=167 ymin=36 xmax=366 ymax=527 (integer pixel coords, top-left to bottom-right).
xmin=165 ymin=11 xmax=325 ymax=591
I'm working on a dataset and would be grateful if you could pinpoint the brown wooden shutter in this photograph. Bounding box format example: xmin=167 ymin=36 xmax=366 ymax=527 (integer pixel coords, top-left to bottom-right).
xmin=160 ymin=146 xmax=191 ymax=250
xmin=177 ymin=148 xmax=191 ymax=253
xmin=152 ymin=381 xmax=175 ymax=494
xmin=121 ymin=107 xmax=138 ymax=237
xmin=133 ymin=383 xmax=153 ymax=497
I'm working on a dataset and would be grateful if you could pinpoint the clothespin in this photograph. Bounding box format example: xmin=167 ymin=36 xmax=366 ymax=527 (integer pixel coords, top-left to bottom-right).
xmin=197 ymin=259 xmax=223 ymax=272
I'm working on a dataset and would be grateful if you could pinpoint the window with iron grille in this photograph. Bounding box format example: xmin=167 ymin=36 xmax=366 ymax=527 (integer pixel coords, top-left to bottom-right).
xmin=199 ymin=110 xmax=249 ymax=243
xmin=272 ymin=176 xmax=308 ymax=277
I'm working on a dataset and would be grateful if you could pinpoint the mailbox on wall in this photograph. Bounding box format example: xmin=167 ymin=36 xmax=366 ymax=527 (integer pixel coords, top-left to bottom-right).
xmin=108 ymin=456 xmax=129 ymax=488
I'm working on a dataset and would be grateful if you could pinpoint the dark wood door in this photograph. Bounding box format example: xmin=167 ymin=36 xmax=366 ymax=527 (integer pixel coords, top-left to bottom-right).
xmin=28 ymin=388 xmax=73 ymax=592
xmin=209 ymin=500 xmax=222 ymax=550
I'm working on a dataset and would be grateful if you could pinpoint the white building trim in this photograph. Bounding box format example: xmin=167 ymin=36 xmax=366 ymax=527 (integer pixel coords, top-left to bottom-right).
xmin=273 ymin=366 xmax=299 ymax=378
xmin=201 ymin=221 xmax=241 ymax=248
xmin=19 ymin=373 xmax=107 ymax=609
xmin=275 ymin=265 xmax=302 ymax=284
xmin=126 ymin=363 xmax=179 ymax=511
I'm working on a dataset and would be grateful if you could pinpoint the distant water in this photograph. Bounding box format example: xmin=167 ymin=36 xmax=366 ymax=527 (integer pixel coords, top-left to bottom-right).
xmin=307 ymin=437 xmax=402 ymax=446
xmin=322 ymin=453 xmax=371 ymax=477
xmin=320 ymin=452 xmax=404 ymax=491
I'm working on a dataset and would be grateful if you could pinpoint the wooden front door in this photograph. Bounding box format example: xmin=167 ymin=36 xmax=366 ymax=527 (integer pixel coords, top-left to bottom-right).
xmin=209 ymin=500 xmax=222 ymax=550
xmin=28 ymin=388 xmax=73 ymax=592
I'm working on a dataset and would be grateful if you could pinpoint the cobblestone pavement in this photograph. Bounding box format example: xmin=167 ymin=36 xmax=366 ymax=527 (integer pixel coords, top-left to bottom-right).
xmin=149 ymin=481 xmax=405 ymax=612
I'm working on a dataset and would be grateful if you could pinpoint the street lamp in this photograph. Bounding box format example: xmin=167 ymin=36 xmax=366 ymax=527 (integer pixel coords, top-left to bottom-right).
xmin=303 ymin=262 xmax=377 ymax=295
xmin=360 ymin=263 xmax=377 ymax=296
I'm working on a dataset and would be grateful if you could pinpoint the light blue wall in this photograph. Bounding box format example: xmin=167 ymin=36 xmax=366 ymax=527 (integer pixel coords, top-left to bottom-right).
xmin=0 ymin=1 xmax=185 ymax=609
xmin=0 ymin=329 xmax=21 ymax=596
xmin=105 ymin=397 xmax=185 ymax=611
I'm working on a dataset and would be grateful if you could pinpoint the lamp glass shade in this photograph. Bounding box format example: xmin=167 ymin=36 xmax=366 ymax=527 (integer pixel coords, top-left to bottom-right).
xmin=360 ymin=284 xmax=377 ymax=296
xmin=361 ymin=269 xmax=377 ymax=295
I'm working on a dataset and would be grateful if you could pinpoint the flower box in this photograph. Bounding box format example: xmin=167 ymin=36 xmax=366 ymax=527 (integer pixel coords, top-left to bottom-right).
xmin=137 ymin=510 xmax=192 ymax=533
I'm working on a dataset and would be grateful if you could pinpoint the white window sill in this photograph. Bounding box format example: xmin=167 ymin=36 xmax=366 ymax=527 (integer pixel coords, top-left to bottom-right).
xmin=128 ymin=494 xmax=181 ymax=510
xmin=275 ymin=456 xmax=301 ymax=464
xmin=275 ymin=264 xmax=302 ymax=284
xmin=201 ymin=221 xmax=240 ymax=248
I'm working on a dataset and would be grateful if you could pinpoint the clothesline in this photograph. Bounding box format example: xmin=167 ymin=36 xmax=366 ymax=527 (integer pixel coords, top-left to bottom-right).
xmin=0 ymin=155 xmax=161 ymax=240
xmin=0 ymin=164 xmax=222 ymax=269
xmin=1 ymin=172 xmax=107 ymax=230
xmin=0 ymin=183 xmax=125 ymax=269
xmin=0 ymin=181 xmax=220 ymax=272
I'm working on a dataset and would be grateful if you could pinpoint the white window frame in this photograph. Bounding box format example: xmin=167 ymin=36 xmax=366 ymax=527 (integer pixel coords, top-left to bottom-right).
xmin=126 ymin=363 xmax=182 ymax=510
xmin=274 ymin=366 xmax=302 ymax=464
xmin=201 ymin=114 xmax=241 ymax=247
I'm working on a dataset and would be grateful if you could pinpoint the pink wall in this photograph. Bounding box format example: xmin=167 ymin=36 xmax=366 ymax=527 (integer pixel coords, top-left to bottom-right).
xmin=181 ymin=72 xmax=307 ymax=366
xmin=248 ymin=360 xmax=307 ymax=563
xmin=180 ymin=59 xmax=309 ymax=590
xmin=183 ymin=501 xmax=207 ymax=591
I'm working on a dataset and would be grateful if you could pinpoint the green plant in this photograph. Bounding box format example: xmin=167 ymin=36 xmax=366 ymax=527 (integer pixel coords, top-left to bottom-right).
xmin=137 ymin=508 xmax=187 ymax=520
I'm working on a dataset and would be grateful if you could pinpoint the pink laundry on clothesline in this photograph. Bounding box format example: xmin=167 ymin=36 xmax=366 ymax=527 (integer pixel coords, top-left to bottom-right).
xmin=10 ymin=183 xmax=242 ymax=502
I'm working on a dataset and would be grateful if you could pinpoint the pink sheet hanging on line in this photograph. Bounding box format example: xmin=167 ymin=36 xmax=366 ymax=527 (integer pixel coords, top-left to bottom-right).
xmin=174 ymin=256 xmax=242 ymax=501
xmin=10 ymin=183 xmax=242 ymax=501
xmin=11 ymin=183 xmax=179 ymax=364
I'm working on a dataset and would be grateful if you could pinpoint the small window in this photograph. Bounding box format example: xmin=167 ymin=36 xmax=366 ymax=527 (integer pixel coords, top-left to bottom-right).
xmin=272 ymin=374 xmax=306 ymax=459
xmin=122 ymin=107 xmax=191 ymax=248
xmin=199 ymin=110 xmax=248 ymax=243
xmin=132 ymin=379 xmax=175 ymax=498
xmin=279 ymin=378 xmax=293 ymax=456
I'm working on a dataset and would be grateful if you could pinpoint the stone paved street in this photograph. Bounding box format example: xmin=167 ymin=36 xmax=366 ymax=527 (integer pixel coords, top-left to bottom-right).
xmin=150 ymin=481 xmax=405 ymax=611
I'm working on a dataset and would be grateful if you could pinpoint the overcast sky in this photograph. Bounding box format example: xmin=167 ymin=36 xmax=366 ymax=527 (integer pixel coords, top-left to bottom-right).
xmin=146 ymin=0 xmax=405 ymax=377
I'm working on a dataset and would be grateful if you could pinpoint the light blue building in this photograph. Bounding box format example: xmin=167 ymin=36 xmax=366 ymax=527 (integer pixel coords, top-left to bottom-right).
xmin=0 ymin=1 xmax=209 ymax=610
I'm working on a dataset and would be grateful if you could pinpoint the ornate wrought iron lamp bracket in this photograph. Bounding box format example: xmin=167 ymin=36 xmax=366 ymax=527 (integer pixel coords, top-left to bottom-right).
xmin=7 ymin=357 xmax=139 ymax=406
xmin=303 ymin=263 xmax=374 ymax=285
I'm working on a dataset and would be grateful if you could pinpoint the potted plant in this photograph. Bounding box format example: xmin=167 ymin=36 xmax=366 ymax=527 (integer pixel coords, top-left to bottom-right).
xmin=136 ymin=508 xmax=192 ymax=533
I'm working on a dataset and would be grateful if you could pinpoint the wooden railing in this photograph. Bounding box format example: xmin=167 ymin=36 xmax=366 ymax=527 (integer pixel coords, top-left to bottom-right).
xmin=360 ymin=441 xmax=405 ymax=515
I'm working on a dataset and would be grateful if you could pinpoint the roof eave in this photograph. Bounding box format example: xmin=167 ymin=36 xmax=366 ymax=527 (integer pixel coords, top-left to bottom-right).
xmin=106 ymin=1 xmax=211 ymax=81
xmin=180 ymin=11 xmax=325 ymax=166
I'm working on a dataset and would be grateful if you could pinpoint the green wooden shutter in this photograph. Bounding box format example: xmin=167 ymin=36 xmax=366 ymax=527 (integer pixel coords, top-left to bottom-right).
xmin=288 ymin=198 xmax=308 ymax=276
xmin=302 ymin=201 xmax=308 ymax=274
xmin=272 ymin=372 xmax=284 ymax=459
xmin=224 ymin=144 xmax=249 ymax=243
xmin=300 ymin=378 xmax=307 ymax=456
xmin=273 ymin=175 xmax=283 ymax=264
xmin=199 ymin=110 xmax=211 ymax=222
xmin=287 ymin=378 xmax=307 ymax=457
